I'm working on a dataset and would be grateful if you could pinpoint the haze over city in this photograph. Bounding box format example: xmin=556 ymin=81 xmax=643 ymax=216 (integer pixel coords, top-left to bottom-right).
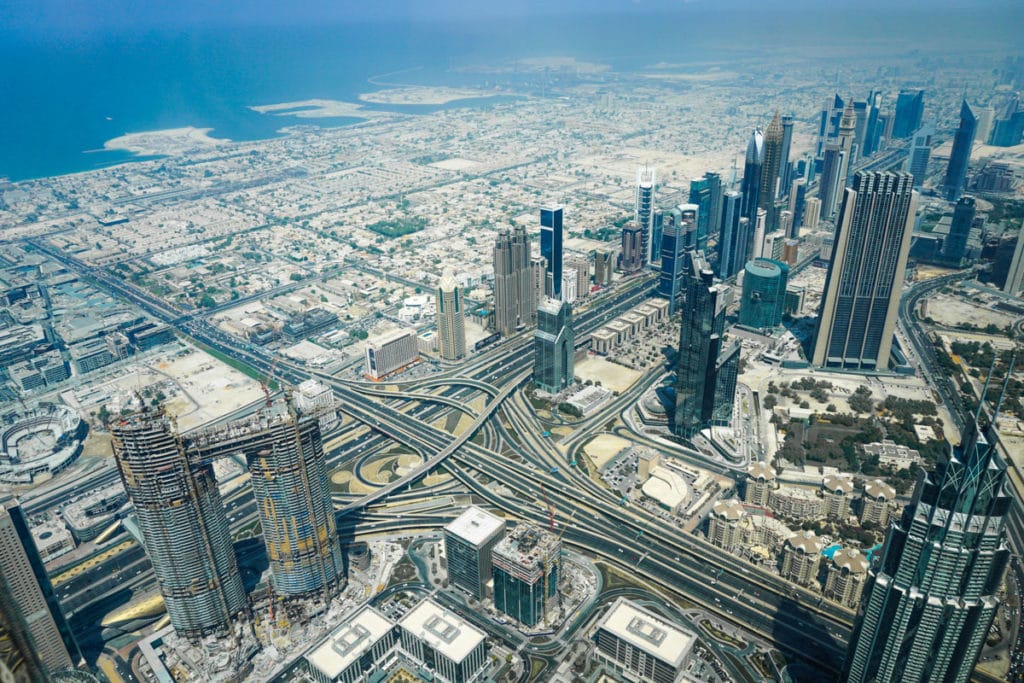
xmin=1 ymin=2 xmax=1023 ymax=683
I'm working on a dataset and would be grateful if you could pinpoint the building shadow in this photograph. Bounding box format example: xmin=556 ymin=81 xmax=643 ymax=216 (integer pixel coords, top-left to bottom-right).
xmin=770 ymin=595 xmax=845 ymax=682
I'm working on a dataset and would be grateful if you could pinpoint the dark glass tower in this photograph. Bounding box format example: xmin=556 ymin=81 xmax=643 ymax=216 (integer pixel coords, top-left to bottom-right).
xmin=818 ymin=142 xmax=845 ymax=220
xmin=943 ymin=196 xmax=976 ymax=265
xmin=673 ymin=252 xmax=739 ymax=438
xmin=620 ymin=222 xmax=646 ymax=274
xmin=540 ymin=206 xmax=563 ymax=298
xmin=689 ymin=177 xmax=712 ymax=251
xmin=893 ymin=89 xmax=925 ymax=139
xmin=705 ymin=171 xmax=723 ymax=243
xmin=533 ymin=298 xmax=574 ymax=394
xmin=739 ymin=258 xmax=789 ymax=330
xmin=659 ymin=206 xmax=697 ymax=312
xmin=717 ymin=191 xmax=748 ymax=280
xmin=845 ymin=411 xmax=1012 ymax=683
xmin=759 ymin=112 xmax=784 ymax=232
xmin=813 ymin=172 xmax=916 ymax=371
xmin=779 ymin=115 xmax=794 ymax=195
xmin=942 ymin=101 xmax=978 ymax=202
xmin=741 ymin=129 xmax=764 ymax=222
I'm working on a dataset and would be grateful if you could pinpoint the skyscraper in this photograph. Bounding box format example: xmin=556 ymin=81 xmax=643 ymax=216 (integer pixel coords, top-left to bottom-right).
xmin=540 ymin=206 xmax=563 ymax=298
xmin=908 ymin=125 xmax=934 ymax=190
xmin=1005 ymin=228 xmax=1024 ymax=296
xmin=813 ymin=172 xmax=917 ymax=371
xmin=741 ymin=129 xmax=764 ymax=222
xmin=705 ymin=171 xmax=723 ymax=242
xmin=943 ymin=100 xmax=978 ymax=202
xmin=862 ymin=91 xmax=883 ymax=157
xmin=779 ymin=115 xmax=794 ymax=195
xmin=436 ymin=269 xmax=466 ymax=360
xmin=533 ymin=298 xmax=574 ymax=394
xmin=492 ymin=226 xmax=534 ymax=337
xmin=739 ymin=259 xmax=789 ymax=330
xmin=0 ymin=496 xmax=79 ymax=676
xmin=0 ymin=571 xmax=50 ymax=683
xmin=689 ymin=177 xmax=712 ymax=251
xmin=892 ymin=89 xmax=925 ymax=139
xmin=837 ymin=100 xmax=858 ymax=185
xmin=444 ymin=507 xmax=505 ymax=600
xmin=492 ymin=525 xmax=561 ymax=627
xmin=717 ymin=191 xmax=747 ymax=280
xmin=635 ymin=168 xmax=657 ymax=264
xmin=620 ymin=222 xmax=645 ymax=274
xmin=111 ymin=410 xmax=248 ymax=638
xmin=674 ymin=252 xmax=740 ymax=438
xmin=759 ymin=112 xmax=783 ymax=233
xmin=659 ymin=206 xmax=697 ymax=312
xmin=844 ymin=413 xmax=1012 ymax=683
xmin=803 ymin=197 xmax=821 ymax=231
xmin=818 ymin=142 xmax=846 ymax=220
xmin=817 ymin=93 xmax=845 ymax=157
xmin=943 ymin=196 xmax=976 ymax=265
xmin=789 ymin=178 xmax=807 ymax=237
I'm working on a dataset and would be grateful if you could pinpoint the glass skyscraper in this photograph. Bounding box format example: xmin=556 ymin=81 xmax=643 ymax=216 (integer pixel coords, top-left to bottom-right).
xmin=533 ymin=298 xmax=574 ymax=394
xmin=658 ymin=206 xmax=697 ymax=313
xmin=716 ymin=191 xmax=747 ymax=279
xmin=540 ymin=206 xmax=563 ymax=299
xmin=943 ymin=196 xmax=976 ymax=265
xmin=738 ymin=258 xmax=789 ymax=330
xmin=813 ymin=172 xmax=916 ymax=371
xmin=741 ymin=128 xmax=763 ymax=222
xmin=942 ymin=101 xmax=978 ymax=202
xmin=892 ymin=89 xmax=925 ymax=139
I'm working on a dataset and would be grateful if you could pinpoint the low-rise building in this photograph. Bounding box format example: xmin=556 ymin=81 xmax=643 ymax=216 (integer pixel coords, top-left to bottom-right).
xmin=397 ymin=600 xmax=489 ymax=683
xmin=595 ymin=597 xmax=695 ymax=683
xmin=864 ymin=440 xmax=921 ymax=471
xmin=306 ymin=607 xmax=396 ymax=683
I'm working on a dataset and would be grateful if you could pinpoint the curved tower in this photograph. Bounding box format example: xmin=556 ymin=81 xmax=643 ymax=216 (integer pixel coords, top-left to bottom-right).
xmin=111 ymin=409 xmax=247 ymax=638
xmin=758 ymin=111 xmax=784 ymax=231
xmin=741 ymin=128 xmax=764 ymax=222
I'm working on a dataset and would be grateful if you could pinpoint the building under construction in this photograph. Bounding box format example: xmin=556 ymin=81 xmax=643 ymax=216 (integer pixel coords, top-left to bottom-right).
xmin=491 ymin=524 xmax=561 ymax=627
xmin=111 ymin=394 xmax=344 ymax=639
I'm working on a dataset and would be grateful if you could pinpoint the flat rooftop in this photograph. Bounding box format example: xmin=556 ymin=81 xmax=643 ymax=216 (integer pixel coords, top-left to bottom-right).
xmin=399 ymin=599 xmax=484 ymax=664
xmin=444 ymin=506 xmax=505 ymax=547
xmin=306 ymin=606 xmax=393 ymax=679
xmin=597 ymin=597 xmax=694 ymax=668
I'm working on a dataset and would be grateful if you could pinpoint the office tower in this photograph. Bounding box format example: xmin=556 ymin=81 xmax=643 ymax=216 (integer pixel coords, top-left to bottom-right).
xmin=845 ymin=413 xmax=1012 ymax=683
xmin=306 ymin=607 xmax=396 ymax=683
xmin=593 ymin=249 xmax=613 ymax=287
xmin=990 ymin=96 xmax=1024 ymax=146
xmin=741 ymin=128 xmax=764 ymax=222
xmin=758 ymin=112 xmax=784 ymax=232
xmin=975 ymin=106 xmax=996 ymax=145
xmin=762 ymin=230 xmax=786 ymax=262
xmin=111 ymin=410 xmax=248 ymax=638
xmin=659 ymin=206 xmax=697 ymax=312
xmin=778 ymin=211 xmax=793 ymax=240
xmin=689 ymin=177 xmax=711 ymax=251
xmin=908 ymin=125 xmax=933 ymax=189
xmin=491 ymin=524 xmax=561 ymax=627
xmin=705 ymin=171 xmax=723 ymax=242
xmin=397 ymin=600 xmax=488 ymax=682
xmin=492 ymin=226 xmax=534 ymax=337
xmin=436 ymin=269 xmax=466 ymax=360
xmin=942 ymin=101 xmax=978 ymax=202
xmin=813 ymin=172 xmax=916 ymax=371
xmin=716 ymin=191 xmax=747 ymax=279
xmin=636 ymin=167 xmax=657 ymax=263
xmin=739 ymin=258 xmax=789 ymax=330
xmin=0 ymin=573 xmax=50 ymax=683
xmin=540 ymin=206 xmax=563 ymax=298
xmin=817 ymin=93 xmax=845 ymax=157
xmin=564 ymin=254 xmax=590 ymax=301
xmin=531 ymin=255 xmax=547 ymax=312
xmin=818 ymin=142 xmax=846 ymax=220
xmin=561 ymin=269 xmax=578 ymax=303
xmin=0 ymin=496 xmax=79 ymax=675
xmin=789 ymin=178 xmax=807 ymax=236
xmin=595 ymin=598 xmax=695 ymax=683
xmin=1005 ymin=229 xmax=1024 ymax=296
xmin=751 ymin=209 xmax=767 ymax=260
xmin=533 ymin=298 xmax=574 ymax=394
xmin=837 ymin=100 xmax=857 ymax=185
xmin=444 ymin=507 xmax=505 ymax=600
xmin=943 ymin=196 xmax=976 ymax=265
xmin=862 ymin=91 xmax=883 ymax=157
xmin=779 ymin=115 xmax=794 ymax=195
xmin=365 ymin=329 xmax=419 ymax=380
xmin=673 ymin=252 xmax=740 ymax=438
xmin=804 ymin=197 xmax=821 ymax=231
xmin=620 ymin=222 xmax=645 ymax=274
xmin=893 ymin=89 xmax=925 ymax=139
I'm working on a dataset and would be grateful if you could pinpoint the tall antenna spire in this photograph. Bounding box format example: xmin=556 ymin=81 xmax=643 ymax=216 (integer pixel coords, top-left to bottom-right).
xmin=991 ymin=351 xmax=1017 ymax=426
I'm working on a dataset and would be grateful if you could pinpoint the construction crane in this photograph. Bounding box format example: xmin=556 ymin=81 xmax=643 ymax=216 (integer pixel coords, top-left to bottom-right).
xmin=260 ymin=355 xmax=281 ymax=408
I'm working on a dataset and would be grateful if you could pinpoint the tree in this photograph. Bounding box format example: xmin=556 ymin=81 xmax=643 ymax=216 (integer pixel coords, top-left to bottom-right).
xmin=97 ymin=404 xmax=111 ymax=426
xmin=763 ymin=394 xmax=778 ymax=410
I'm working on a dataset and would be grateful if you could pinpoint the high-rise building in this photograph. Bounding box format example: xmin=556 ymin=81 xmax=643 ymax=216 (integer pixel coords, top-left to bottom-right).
xmin=689 ymin=177 xmax=712 ymax=251
xmin=817 ymin=93 xmax=845 ymax=157
xmin=659 ymin=206 xmax=697 ymax=312
xmin=0 ymin=570 xmax=50 ymax=683
xmin=595 ymin=598 xmax=695 ymax=683
xmin=111 ymin=410 xmax=248 ymax=638
xmin=593 ymin=249 xmax=614 ymax=287
xmin=492 ymin=226 xmax=534 ymax=337
xmin=705 ymin=171 xmax=723 ymax=242
xmin=823 ymin=549 xmax=869 ymax=610
xmin=673 ymin=252 xmax=740 ymax=438
xmin=818 ymin=142 xmax=846 ymax=220
xmin=533 ymin=298 xmax=574 ymax=394
xmin=564 ymin=254 xmax=590 ymax=302
xmin=893 ymin=89 xmax=925 ymax=139
xmin=789 ymin=178 xmax=807 ymax=236
xmin=444 ymin=507 xmax=505 ymax=600
xmin=561 ymin=269 xmax=578 ymax=303
xmin=620 ymin=222 xmax=646 ymax=274
xmin=804 ymin=197 xmax=821 ymax=231
xmin=942 ymin=100 xmax=978 ymax=202
xmin=844 ymin=415 xmax=1012 ymax=683
xmin=779 ymin=115 xmax=795 ymax=195
xmin=436 ymin=269 xmax=466 ymax=360
xmin=908 ymin=125 xmax=933 ymax=190
xmin=813 ymin=172 xmax=916 ymax=371
xmin=636 ymin=168 xmax=657 ymax=264
xmin=716 ymin=191 xmax=747 ymax=279
xmin=397 ymin=600 xmax=489 ymax=683
xmin=492 ymin=525 xmax=561 ymax=627
xmin=531 ymin=255 xmax=547 ymax=309
xmin=751 ymin=209 xmax=767 ymax=260
xmin=943 ymin=196 xmax=976 ymax=265
xmin=852 ymin=100 xmax=869 ymax=158
xmin=739 ymin=258 xmax=789 ymax=330
xmin=780 ymin=531 xmax=824 ymax=587
xmin=1005 ymin=228 xmax=1024 ymax=296
xmin=0 ymin=496 xmax=79 ymax=676
xmin=741 ymin=129 xmax=764 ymax=222
xmin=837 ymin=100 xmax=858 ymax=185
xmin=540 ymin=206 xmax=563 ymax=298
xmin=862 ymin=91 xmax=884 ymax=157
xmin=758 ymin=112 xmax=785 ymax=232
xmin=365 ymin=328 xmax=419 ymax=380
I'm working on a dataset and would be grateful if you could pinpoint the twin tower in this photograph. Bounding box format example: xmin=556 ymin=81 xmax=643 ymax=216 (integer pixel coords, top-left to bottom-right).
xmin=111 ymin=396 xmax=343 ymax=639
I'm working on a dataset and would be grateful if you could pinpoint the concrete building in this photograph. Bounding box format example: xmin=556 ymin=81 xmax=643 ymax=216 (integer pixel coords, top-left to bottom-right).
xmin=860 ymin=479 xmax=897 ymax=528
xmin=443 ymin=507 xmax=505 ymax=599
xmin=824 ymin=549 xmax=870 ymax=610
xmin=0 ymin=496 xmax=80 ymax=675
xmin=708 ymin=498 xmax=746 ymax=552
xmin=822 ymin=474 xmax=855 ymax=520
xmin=813 ymin=172 xmax=916 ymax=371
xmin=864 ymin=440 xmax=921 ymax=471
xmin=769 ymin=485 xmax=824 ymax=521
xmin=397 ymin=600 xmax=489 ymax=683
xmin=533 ymin=298 xmax=574 ymax=394
xmin=803 ymin=197 xmax=821 ymax=231
xmin=595 ymin=597 xmax=695 ymax=683
xmin=636 ymin=167 xmax=657 ymax=264
xmin=744 ymin=462 xmax=777 ymax=507
xmin=492 ymin=524 xmax=561 ymax=627
xmin=436 ymin=269 xmax=466 ymax=361
xmin=306 ymin=607 xmax=396 ymax=683
xmin=781 ymin=530 xmax=824 ymax=587
xmin=492 ymin=225 xmax=535 ymax=336
xmin=296 ymin=379 xmax=340 ymax=432
xmin=365 ymin=329 xmax=419 ymax=380
xmin=621 ymin=222 xmax=646 ymax=274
